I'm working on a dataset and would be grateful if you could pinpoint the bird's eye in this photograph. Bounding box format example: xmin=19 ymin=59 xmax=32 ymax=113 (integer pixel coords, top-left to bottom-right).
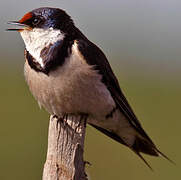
xmin=32 ymin=18 xmax=41 ymax=26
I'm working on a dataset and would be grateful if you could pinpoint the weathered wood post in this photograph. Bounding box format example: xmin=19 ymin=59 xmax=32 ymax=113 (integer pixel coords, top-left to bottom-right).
xmin=43 ymin=114 xmax=88 ymax=180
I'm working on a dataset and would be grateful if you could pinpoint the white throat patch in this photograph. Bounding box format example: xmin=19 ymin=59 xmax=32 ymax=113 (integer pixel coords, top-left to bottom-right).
xmin=20 ymin=28 xmax=65 ymax=68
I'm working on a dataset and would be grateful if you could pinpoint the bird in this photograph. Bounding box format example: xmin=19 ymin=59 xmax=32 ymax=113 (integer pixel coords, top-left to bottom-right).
xmin=7 ymin=7 xmax=172 ymax=169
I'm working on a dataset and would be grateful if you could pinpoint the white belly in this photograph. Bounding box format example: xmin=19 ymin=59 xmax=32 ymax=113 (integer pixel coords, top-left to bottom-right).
xmin=24 ymin=45 xmax=136 ymax=146
xmin=24 ymin=53 xmax=115 ymax=118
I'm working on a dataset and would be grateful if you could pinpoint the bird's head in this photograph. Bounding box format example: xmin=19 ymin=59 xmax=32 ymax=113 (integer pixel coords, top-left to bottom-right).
xmin=7 ymin=7 xmax=75 ymax=34
xmin=7 ymin=7 xmax=77 ymax=70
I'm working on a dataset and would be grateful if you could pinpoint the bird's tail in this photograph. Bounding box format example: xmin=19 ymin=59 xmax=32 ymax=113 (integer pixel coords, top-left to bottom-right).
xmin=131 ymin=135 xmax=174 ymax=170
xmin=89 ymin=123 xmax=174 ymax=170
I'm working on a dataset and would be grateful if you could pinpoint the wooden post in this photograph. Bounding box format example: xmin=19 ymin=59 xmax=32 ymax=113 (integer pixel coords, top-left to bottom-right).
xmin=42 ymin=114 xmax=88 ymax=180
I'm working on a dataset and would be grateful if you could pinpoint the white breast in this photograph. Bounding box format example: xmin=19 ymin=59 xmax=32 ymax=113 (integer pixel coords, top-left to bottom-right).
xmin=24 ymin=40 xmax=136 ymax=146
xmin=20 ymin=28 xmax=65 ymax=68
xmin=24 ymin=41 xmax=116 ymax=118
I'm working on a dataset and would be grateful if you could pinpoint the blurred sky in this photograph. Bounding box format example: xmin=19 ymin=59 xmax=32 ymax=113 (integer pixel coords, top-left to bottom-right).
xmin=1 ymin=0 xmax=181 ymax=80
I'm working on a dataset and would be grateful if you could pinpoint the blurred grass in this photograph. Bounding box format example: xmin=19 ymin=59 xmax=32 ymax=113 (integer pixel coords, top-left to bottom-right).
xmin=0 ymin=63 xmax=180 ymax=180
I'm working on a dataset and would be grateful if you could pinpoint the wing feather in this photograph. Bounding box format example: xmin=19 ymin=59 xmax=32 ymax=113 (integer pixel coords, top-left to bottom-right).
xmin=77 ymin=37 xmax=153 ymax=144
xmin=75 ymin=29 xmax=173 ymax=167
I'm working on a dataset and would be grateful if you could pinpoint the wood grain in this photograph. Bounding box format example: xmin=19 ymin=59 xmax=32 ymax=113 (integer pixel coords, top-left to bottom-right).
xmin=42 ymin=115 xmax=88 ymax=180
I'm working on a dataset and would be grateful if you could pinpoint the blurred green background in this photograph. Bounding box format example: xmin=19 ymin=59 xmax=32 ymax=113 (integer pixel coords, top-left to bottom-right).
xmin=0 ymin=0 xmax=181 ymax=179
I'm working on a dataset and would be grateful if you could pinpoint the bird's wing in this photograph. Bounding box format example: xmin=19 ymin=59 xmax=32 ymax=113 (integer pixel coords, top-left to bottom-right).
xmin=77 ymin=37 xmax=174 ymax=166
xmin=77 ymin=38 xmax=153 ymax=143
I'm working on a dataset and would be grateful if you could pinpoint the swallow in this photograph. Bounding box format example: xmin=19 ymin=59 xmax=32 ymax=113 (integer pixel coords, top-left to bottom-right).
xmin=7 ymin=7 xmax=172 ymax=169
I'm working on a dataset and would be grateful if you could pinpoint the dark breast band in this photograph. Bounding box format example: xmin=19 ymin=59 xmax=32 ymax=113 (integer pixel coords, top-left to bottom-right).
xmin=25 ymin=37 xmax=74 ymax=74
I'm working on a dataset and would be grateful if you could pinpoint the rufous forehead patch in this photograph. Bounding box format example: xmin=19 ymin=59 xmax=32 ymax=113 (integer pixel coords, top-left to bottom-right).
xmin=19 ymin=12 xmax=33 ymax=23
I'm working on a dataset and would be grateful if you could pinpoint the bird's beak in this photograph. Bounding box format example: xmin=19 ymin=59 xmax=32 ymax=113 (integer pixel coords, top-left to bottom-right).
xmin=6 ymin=21 xmax=30 ymax=31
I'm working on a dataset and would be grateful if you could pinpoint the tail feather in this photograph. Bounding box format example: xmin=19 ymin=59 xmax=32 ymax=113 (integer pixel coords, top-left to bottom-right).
xmin=133 ymin=151 xmax=153 ymax=171
xmin=131 ymin=136 xmax=175 ymax=168
xmin=132 ymin=136 xmax=159 ymax=156
xmin=156 ymin=148 xmax=175 ymax=165
xmin=131 ymin=136 xmax=158 ymax=170
xmin=89 ymin=123 xmax=173 ymax=169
